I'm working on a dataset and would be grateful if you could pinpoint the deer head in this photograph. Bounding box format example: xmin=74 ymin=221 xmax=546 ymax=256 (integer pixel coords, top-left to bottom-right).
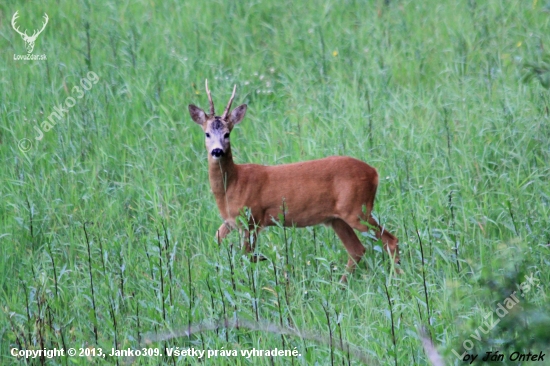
xmin=12 ymin=11 xmax=49 ymax=54
xmin=188 ymin=80 xmax=247 ymax=160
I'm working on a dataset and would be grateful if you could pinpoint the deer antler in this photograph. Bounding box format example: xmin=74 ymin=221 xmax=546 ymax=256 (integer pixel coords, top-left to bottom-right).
xmin=11 ymin=11 xmax=28 ymax=38
xmin=11 ymin=11 xmax=49 ymax=54
xmin=221 ymin=85 xmax=236 ymax=120
xmin=205 ymin=79 xmax=215 ymax=116
xmin=30 ymin=13 xmax=49 ymax=40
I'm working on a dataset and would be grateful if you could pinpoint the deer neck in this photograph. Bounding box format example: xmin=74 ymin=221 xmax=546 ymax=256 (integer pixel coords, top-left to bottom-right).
xmin=208 ymin=147 xmax=237 ymax=197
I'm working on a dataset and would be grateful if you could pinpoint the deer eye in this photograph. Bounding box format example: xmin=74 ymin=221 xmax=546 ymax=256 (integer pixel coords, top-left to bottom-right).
xmin=205 ymin=133 xmax=210 ymax=138
xmin=224 ymin=133 xmax=230 ymax=139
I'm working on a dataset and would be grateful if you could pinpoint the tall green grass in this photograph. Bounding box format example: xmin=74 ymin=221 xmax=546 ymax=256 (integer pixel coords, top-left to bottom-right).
xmin=1 ymin=0 xmax=549 ymax=365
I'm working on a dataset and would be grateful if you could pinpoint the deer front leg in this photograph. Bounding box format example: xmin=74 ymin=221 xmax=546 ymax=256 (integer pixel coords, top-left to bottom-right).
xmin=217 ymin=221 xmax=266 ymax=262
xmin=243 ymin=226 xmax=267 ymax=262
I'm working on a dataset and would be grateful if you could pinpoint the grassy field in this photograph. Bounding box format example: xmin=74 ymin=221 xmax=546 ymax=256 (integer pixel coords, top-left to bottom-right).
xmin=1 ymin=0 xmax=550 ymax=364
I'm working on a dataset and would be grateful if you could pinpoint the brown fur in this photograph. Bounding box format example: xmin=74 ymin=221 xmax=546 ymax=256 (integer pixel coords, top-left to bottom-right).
xmin=190 ymin=82 xmax=400 ymax=283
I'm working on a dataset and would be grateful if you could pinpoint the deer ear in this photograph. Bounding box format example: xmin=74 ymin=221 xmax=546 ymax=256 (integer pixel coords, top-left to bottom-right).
xmin=229 ymin=104 xmax=247 ymax=126
xmin=188 ymin=105 xmax=207 ymax=125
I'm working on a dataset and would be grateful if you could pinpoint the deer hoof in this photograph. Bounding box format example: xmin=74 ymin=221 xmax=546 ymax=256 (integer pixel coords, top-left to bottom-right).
xmin=250 ymin=253 xmax=267 ymax=262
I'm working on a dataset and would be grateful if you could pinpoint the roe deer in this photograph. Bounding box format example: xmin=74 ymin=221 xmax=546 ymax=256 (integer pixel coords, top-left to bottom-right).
xmin=188 ymin=81 xmax=400 ymax=282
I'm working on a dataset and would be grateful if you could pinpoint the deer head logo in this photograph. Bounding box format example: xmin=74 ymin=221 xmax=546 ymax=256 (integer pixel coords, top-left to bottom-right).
xmin=11 ymin=11 xmax=49 ymax=54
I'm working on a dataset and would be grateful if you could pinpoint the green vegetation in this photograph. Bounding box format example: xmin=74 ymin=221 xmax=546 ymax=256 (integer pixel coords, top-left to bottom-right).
xmin=1 ymin=0 xmax=549 ymax=364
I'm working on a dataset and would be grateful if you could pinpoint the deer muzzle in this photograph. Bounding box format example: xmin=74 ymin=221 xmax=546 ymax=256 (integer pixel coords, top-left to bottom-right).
xmin=211 ymin=148 xmax=224 ymax=158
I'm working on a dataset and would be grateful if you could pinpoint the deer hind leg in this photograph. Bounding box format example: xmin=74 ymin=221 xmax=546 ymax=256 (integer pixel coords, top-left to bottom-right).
xmin=330 ymin=218 xmax=366 ymax=283
xmin=215 ymin=222 xmax=233 ymax=245
xmin=367 ymin=216 xmax=400 ymax=266
xmin=345 ymin=214 xmax=400 ymax=267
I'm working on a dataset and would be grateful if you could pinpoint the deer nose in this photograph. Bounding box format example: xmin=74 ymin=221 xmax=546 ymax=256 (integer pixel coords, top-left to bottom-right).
xmin=211 ymin=148 xmax=224 ymax=158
